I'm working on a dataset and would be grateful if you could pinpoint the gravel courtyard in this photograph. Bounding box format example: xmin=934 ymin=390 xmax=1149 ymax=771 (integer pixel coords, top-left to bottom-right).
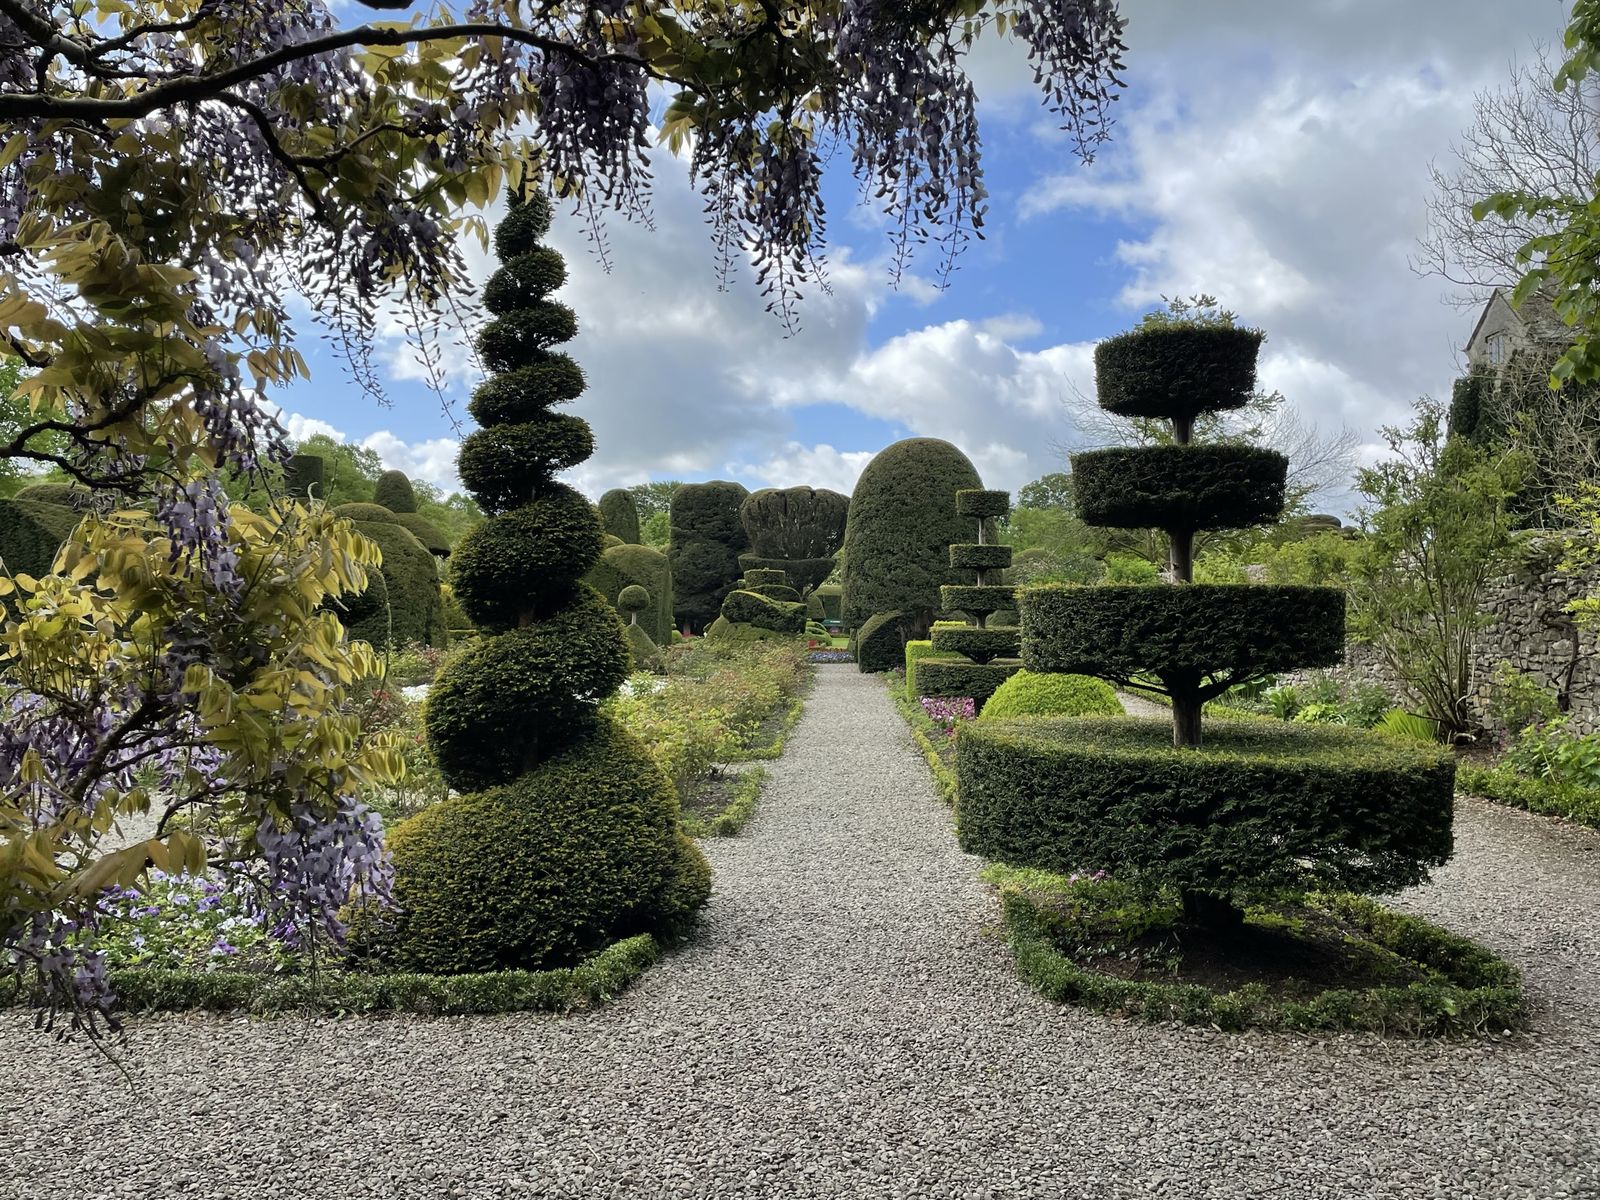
xmin=3 ymin=666 xmax=1597 ymax=1200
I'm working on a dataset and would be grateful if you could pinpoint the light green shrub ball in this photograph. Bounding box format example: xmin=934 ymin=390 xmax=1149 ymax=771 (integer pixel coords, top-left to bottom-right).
xmin=979 ymin=669 xmax=1122 ymax=720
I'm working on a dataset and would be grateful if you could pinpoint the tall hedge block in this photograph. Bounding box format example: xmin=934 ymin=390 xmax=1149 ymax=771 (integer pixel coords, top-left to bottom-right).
xmin=841 ymin=439 xmax=982 ymax=632
xmin=599 ymin=488 xmax=642 ymax=544
xmin=669 ymin=481 xmax=750 ymax=633
xmin=391 ymin=194 xmax=707 ymax=974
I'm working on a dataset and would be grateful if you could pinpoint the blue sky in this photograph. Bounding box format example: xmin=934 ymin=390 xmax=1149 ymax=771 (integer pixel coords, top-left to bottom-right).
xmin=277 ymin=0 xmax=1574 ymax=514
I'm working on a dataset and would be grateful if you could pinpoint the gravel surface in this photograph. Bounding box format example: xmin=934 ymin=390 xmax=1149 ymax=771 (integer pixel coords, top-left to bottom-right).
xmin=4 ymin=666 xmax=1598 ymax=1200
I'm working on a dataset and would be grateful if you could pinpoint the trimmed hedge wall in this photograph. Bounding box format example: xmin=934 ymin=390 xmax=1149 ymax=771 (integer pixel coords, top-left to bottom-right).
xmin=917 ymin=657 xmax=1022 ymax=708
xmin=930 ymin=625 xmax=1019 ymax=664
xmin=1020 ymin=583 xmax=1344 ymax=682
xmin=854 ymin=610 xmax=908 ymax=673
xmin=979 ymin=669 xmax=1121 ymax=720
xmin=904 ymin=639 xmax=938 ymax=699
xmin=720 ymin=588 xmax=805 ymax=634
xmin=0 ymin=497 xmax=81 ymax=578
xmin=841 ymin=438 xmax=982 ymax=628
xmin=383 ymin=718 xmax=709 ymax=974
xmin=1094 ymin=325 xmax=1264 ymax=422
xmin=957 ymin=716 xmax=1455 ymax=900
xmin=1072 ymin=445 xmax=1288 ymax=531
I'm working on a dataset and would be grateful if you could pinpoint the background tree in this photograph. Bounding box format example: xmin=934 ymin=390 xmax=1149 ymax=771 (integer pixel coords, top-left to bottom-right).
xmin=1416 ymin=41 xmax=1598 ymax=307
xmin=1347 ymin=400 xmax=1527 ymax=738
xmin=669 ymin=481 xmax=751 ymax=633
xmin=1016 ymin=471 xmax=1075 ymax=512
xmin=840 ymin=438 xmax=983 ymax=638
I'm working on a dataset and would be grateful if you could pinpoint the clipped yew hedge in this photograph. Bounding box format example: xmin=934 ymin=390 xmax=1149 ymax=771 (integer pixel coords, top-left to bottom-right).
xmin=854 ymin=610 xmax=909 ymax=673
xmin=0 ymin=497 xmax=81 ymax=579
xmin=957 ymin=716 xmax=1455 ymax=901
xmin=720 ymin=588 xmax=805 ymax=635
xmin=1094 ymin=325 xmax=1264 ymax=422
xmin=916 ymin=657 xmax=1022 ymax=709
xmin=1020 ymin=583 xmax=1344 ymax=680
xmin=1072 ymin=445 xmax=1288 ymax=531
xmin=929 ymin=625 xmax=1019 ymax=664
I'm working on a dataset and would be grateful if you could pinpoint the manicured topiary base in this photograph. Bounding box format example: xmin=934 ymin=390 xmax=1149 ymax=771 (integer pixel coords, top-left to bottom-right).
xmin=32 ymin=934 xmax=663 ymax=1018
xmin=915 ymin=656 xmax=1021 ymax=709
xmin=994 ymin=871 xmax=1524 ymax=1037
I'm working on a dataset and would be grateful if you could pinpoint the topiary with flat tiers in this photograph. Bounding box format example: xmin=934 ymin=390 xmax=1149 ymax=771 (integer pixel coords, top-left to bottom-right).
xmin=386 ymin=193 xmax=707 ymax=974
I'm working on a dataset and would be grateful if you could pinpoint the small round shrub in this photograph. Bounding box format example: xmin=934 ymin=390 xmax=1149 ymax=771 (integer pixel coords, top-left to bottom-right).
xmin=477 ymin=303 xmax=580 ymax=373
xmin=618 ymin=584 xmax=650 ymax=614
xmin=469 ymin=357 xmax=587 ymax=426
xmin=385 ymin=716 xmax=708 ymax=974
xmin=457 ymin=417 xmax=595 ymax=513
xmin=980 ymin=669 xmax=1121 ymax=720
xmin=492 ymin=191 xmax=554 ymax=259
xmin=425 ymin=586 xmax=629 ymax=791
xmin=482 ymin=247 xmax=568 ymax=315
xmin=450 ymin=485 xmax=605 ymax=630
xmin=372 ymin=470 xmax=419 ymax=513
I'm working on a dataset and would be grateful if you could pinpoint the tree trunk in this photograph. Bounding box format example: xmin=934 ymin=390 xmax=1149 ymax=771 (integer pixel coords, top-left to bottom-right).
xmin=1168 ymin=528 xmax=1194 ymax=583
xmin=1172 ymin=692 xmax=1203 ymax=749
xmin=1181 ymin=889 xmax=1244 ymax=931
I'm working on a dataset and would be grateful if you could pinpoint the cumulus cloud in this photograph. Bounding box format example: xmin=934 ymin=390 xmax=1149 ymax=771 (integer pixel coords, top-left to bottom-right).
xmin=730 ymin=443 xmax=879 ymax=494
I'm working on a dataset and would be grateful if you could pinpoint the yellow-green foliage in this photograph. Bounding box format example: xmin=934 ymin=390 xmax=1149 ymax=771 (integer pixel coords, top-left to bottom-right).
xmin=981 ymin=669 xmax=1121 ymax=720
xmin=904 ymin=639 xmax=937 ymax=699
xmin=381 ymin=717 xmax=709 ymax=974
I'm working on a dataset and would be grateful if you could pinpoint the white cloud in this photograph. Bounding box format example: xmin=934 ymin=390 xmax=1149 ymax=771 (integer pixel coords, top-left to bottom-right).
xmin=359 ymin=430 xmax=464 ymax=493
xmin=730 ymin=443 xmax=878 ymax=494
xmin=282 ymin=413 xmax=343 ymax=444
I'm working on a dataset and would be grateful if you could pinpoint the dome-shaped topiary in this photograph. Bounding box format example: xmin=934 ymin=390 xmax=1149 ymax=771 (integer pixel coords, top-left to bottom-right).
xmin=339 ymin=520 xmax=442 ymax=649
xmin=384 ymin=717 xmax=709 ymax=974
xmin=334 ymin=501 xmax=402 ymax=524
xmin=618 ymin=584 xmax=651 ymax=615
xmin=392 ymin=511 xmax=451 ymax=557
xmin=598 ymin=488 xmax=641 ymax=544
xmin=401 ymin=193 xmax=709 ymax=973
xmin=12 ymin=483 xmax=88 ymax=506
xmin=840 ymin=438 xmax=982 ymax=634
xmin=372 ymin=470 xmax=420 ymax=513
xmin=980 ymin=669 xmax=1122 ymax=720
xmin=424 ymin=587 xmax=630 ymax=792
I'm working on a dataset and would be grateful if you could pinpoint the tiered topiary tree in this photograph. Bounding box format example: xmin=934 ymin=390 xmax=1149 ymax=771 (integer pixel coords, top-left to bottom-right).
xmin=669 ymin=480 xmax=750 ymax=633
xmin=959 ymin=319 xmax=1456 ymax=929
xmin=841 ymin=438 xmax=982 ymax=669
xmin=618 ymin=584 xmax=662 ymax=670
xmin=917 ymin=489 xmax=1024 ymax=710
xmin=381 ymin=193 xmax=709 ymax=973
xmin=739 ymin=485 xmax=850 ymax=595
xmin=708 ymin=565 xmax=806 ymax=641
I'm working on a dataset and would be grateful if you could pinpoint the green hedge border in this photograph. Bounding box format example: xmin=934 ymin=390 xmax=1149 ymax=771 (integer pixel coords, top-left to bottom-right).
xmin=9 ymin=934 xmax=663 ymax=1018
xmin=1001 ymin=886 xmax=1525 ymax=1037
xmin=1456 ymin=764 xmax=1600 ymax=829
xmin=682 ymin=766 xmax=769 ymax=838
xmin=887 ymin=676 xmax=960 ymax=806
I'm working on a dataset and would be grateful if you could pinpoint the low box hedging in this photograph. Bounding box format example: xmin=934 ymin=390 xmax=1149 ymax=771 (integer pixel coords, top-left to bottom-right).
xmin=930 ymin=625 xmax=1019 ymax=664
xmin=958 ymin=716 xmax=1455 ymax=899
xmin=720 ymin=588 xmax=805 ymax=634
xmin=917 ymin=657 xmax=1022 ymax=708
xmin=1072 ymin=445 xmax=1287 ymax=531
xmin=1020 ymin=583 xmax=1344 ymax=680
xmin=904 ymin=639 xmax=938 ymax=698
xmin=948 ymin=543 xmax=1013 ymax=571
xmin=956 ymin=489 xmax=1011 ymax=518
xmin=744 ymin=568 xmax=787 ymax=587
xmin=854 ymin=610 xmax=908 ymax=673
xmin=939 ymin=584 xmax=1017 ymax=619
xmin=1094 ymin=325 xmax=1263 ymax=422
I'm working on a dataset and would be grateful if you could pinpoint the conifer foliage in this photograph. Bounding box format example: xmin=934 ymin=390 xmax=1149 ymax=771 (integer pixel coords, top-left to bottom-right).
xmin=383 ymin=195 xmax=709 ymax=973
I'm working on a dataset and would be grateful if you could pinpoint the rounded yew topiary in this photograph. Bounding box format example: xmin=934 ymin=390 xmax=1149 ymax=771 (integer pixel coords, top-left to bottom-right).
xmin=372 ymin=470 xmax=420 ymax=514
xmin=979 ymin=670 xmax=1121 ymax=720
xmin=599 ymin=488 xmax=642 ymax=544
xmin=394 ymin=193 xmax=708 ymax=973
xmin=385 ymin=718 xmax=706 ymax=974
xmin=339 ymin=520 xmax=441 ymax=650
xmin=0 ymin=496 xmax=82 ymax=578
xmin=841 ymin=439 xmax=982 ymax=633
xmin=669 ymin=480 xmax=750 ymax=633
xmin=739 ymin=486 xmax=850 ymax=594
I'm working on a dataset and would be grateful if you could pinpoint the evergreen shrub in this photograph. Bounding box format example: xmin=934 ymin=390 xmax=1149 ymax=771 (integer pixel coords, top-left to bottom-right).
xmin=0 ymin=497 xmax=81 ymax=578
xmin=854 ymin=610 xmax=908 ymax=673
xmin=979 ymin=670 xmax=1121 ymax=720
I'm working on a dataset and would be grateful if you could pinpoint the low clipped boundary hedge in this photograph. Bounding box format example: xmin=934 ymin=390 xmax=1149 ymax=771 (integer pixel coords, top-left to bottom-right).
xmin=1072 ymin=445 xmax=1287 ymax=532
xmin=957 ymin=716 xmax=1455 ymax=898
xmin=1456 ymin=764 xmax=1600 ymax=829
xmin=1020 ymin=583 xmax=1345 ymax=680
xmin=887 ymin=677 xmax=959 ymax=805
xmin=681 ymin=765 xmax=769 ymax=838
xmin=36 ymin=934 xmax=662 ymax=1018
xmin=1001 ymin=887 xmax=1524 ymax=1037
xmin=725 ymin=692 xmax=808 ymax=762
xmin=917 ymin=657 xmax=1022 ymax=710
xmin=904 ymin=639 xmax=938 ymax=698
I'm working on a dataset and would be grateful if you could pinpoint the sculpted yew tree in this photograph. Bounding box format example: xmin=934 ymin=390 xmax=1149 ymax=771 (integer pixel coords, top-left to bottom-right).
xmin=739 ymin=485 xmax=850 ymax=594
xmin=384 ymin=195 xmax=709 ymax=971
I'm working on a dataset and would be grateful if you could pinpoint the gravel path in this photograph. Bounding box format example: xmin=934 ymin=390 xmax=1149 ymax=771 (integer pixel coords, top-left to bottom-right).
xmin=4 ymin=667 xmax=1599 ymax=1200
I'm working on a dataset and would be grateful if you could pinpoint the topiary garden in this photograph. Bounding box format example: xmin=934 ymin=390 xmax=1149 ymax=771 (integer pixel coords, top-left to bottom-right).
xmin=374 ymin=193 xmax=710 ymax=975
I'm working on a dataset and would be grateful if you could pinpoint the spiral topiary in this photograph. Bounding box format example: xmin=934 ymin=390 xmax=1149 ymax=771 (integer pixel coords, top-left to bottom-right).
xmin=389 ymin=193 xmax=709 ymax=974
